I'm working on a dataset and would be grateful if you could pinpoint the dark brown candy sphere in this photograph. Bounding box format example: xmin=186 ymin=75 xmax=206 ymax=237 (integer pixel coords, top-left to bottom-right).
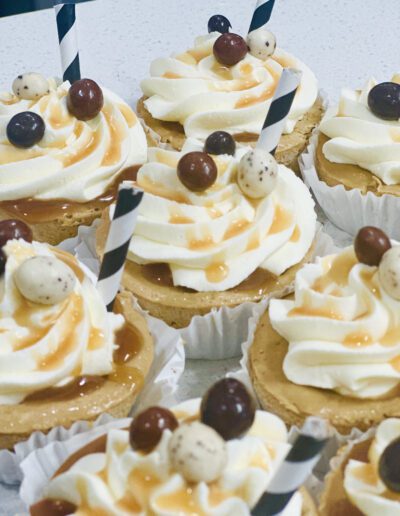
xmin=0 ymin=250 xmax=6 ymax=276
xmin=7 ymin=111 xmax=45 ymax=148
xmin=129 ymin=407 xmax=178 ymax=451
xmin=0 ymin=219 xmax=33 ymax=249
xmin=200 ymin=378 xmax=256 ymax=440
xmin=204 ymin=131 xmax=236 ymax=156
xmin=213 ymin=33 xmax=248 ymax=66
xmin=379 ymin=437 xmax=400 ymax=492
xmin=177 ymin=152 xmax=217 ymax=192
xmin=368 ymin=82 xmax=400 ymax=120
xmin=354 ymin=226 xmax=391 ymax=266
xmin=67 ymin=78 xmax=104 ymax=121
xmin=30 ymin=499 xmax=77 ymax=516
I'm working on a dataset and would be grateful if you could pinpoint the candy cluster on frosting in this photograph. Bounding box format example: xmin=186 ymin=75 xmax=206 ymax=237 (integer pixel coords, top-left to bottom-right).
xmin=320 ymin=76 xmax=400 ymax=185
xmin=0 ymin=74 xmax=147 ymax=202
xmin=270 ymin=226 xmax=400 ymax=399
xmin=141 ymin=21 xmax=318 ymax=140
xmin=344 ymin=418 xmax=400 ymax=515
xmin=128 ymin=136 xmax=316 ymax=291
xmin=35 ymin=379 xmax=303 ymax=516
xmin=0 ymin=220 xmax=124 ymax=404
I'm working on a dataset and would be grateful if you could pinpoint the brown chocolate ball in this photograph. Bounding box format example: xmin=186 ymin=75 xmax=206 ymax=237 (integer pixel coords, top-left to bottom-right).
xmin=0 ymin=219 xmax=32 ymax=249
xmin=354 ymin=226 xmax=391 ymax=266
xmin=379 ymin=437 xmax=400 ymax=492
xmin=200 ymin=378 xmax=256 ymax=440
xmin=204 ymin=131 xmax=236 ymax=156
xmin=67 ymin=78 xmax=104 ymax=121
xmin=30 ymin=499 xmax=77 ymax=516
xmin=213 ymin=33 xmax=248 ymax=66
xmin=129 ymin=407 xmax=178 ymax=451
xmin=177 ymin=152 xmax=218 ymax=192
xmin=0 ymin=250 xmax=6 ymax=275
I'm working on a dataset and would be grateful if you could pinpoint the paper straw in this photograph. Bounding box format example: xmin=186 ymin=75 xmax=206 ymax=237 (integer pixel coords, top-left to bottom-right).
xmin=256 ymin=68 xmax=301 ymax=154
xmin=251 ymin=417 xmax=331 ymax=516
xmin=97 ymin=183 xmax=143 ymax=312
xmin=54 ymin=1 xmax=81 ymax=83
xmin=249 ymin=0 xmax=276 ymax=33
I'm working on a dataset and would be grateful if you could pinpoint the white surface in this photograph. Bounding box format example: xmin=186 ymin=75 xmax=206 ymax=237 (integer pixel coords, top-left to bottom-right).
xmin=0 ymin=0 xmax=399 ymax=513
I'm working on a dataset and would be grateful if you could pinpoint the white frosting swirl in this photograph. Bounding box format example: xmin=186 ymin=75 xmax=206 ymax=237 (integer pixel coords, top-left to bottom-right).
xmin=141 ymin=33 xmax=318 ymax=139
xmin=129 ymin=138 xmax=316 ymax=292
xmin=42 ymin=399 xmax=303 ymax=516
xmin=270 ymin=247 xmax=400 ymax=399
xmin=0 ymin=78 xmax=147 ymax=202
xmin=0 ymin=239 xmax=124 ymax=404
xmin=345 ymin=418 xmax=400 ymax=515
xmin=320 ymin=77 xmax=400 ymax=185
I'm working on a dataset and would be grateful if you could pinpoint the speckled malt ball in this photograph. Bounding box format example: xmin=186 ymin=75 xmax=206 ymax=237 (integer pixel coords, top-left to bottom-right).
xmin=379 ymin=247 xmax=400 ymax=300
xmin=247 ymin=29 xmax=276 ymax=60
xmin=12 ymin=73 xmax=49 ymax=100
xmin=238 ymin=149 xmax=278 ymax=198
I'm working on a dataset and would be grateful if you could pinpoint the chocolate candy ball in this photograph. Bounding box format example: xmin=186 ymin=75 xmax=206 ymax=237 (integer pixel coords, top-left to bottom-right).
xmin=204 ymin=131 xmax=236 ymax=156
xmin=7 ymin=111 xmax=45 ymax=148
xmin=208 ymin=14 xmax=232 ymax=34
xmin=200 ymin=378 xmax=256 ymax=440
xmin=379 ymin=247 xmax=400 ymax=300
xmin=0 ymin=219 xmax=32 ymax=248
xmin=213 ymin=33 xmax=248 ymax=67
xmin=0 ymin=250 xmax=6 ymax=276
xmin=12 ymin=72 xmax=49 ymax=101
xmin=129 ymin=407 xmax=178 ymax=451
xmin=379 ymin=437 xmax=400 ymax=492
xmin=67 ymin=78 xmax=104 ymax=121
xmin=238 ymin=149 xmax=278 ymax=199
xmin=354 ymin=226 xmax=391 ymax=266
xmin=368 ymin=82 xmax=400 ymax=120
xmin=247 ymin=28 xmax=276 ymax=61
xmin=177 ymin=152 xmax=217 ymax=192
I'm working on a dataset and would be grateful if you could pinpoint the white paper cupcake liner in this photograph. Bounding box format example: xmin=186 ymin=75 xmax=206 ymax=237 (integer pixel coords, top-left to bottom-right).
xmin=300 ymin=130 xmax=400 ymax=240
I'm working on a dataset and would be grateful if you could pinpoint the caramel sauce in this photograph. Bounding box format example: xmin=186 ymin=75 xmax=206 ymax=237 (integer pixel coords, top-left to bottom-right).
xmin=188 ymin=233 xmax=215 ymax=250
xmin=114 ymin=324 xmax=142 ymax=364
xmin=0 ymin=166 xmax=139 ymax=223
xmin=53 ymin=248 xmax=85 ymax=283
xmin=156 ymin=150 xmax=179 ymax=168
xmin=175 ymin=52 xmax=197 ymax=65
xmin=88 ymin=328 xmax=105 ymax=351
xmin=211 ymin=62 xmax=233 ymax=80
xmin=122 ymin=468 xmax=161 ymax=512
xmin=390 ymin=355 xmax=400 ymax=371
xmin=207 ymin=207 xmax=222 ymax=219
xmin=312 ymin=251 xmax=357 ymax=292
xmin=268 ymin=205 xmax=293 ymax=235
xmin=102 ymin=104 xmax=123 ymax=166
xmin=351 ymin=464 xmax=378 ymax=486
xmin=108 ymin=364 xmax=143 ymax=388
xmin=30 ymin=499 xmax=77 ymax=516
xmin=139 ymin=175 xmax=190 ymax=204
xmin=288 ymin=305 xmax=343 ymax=320
xmin=246 ymin=232 xmax=260 ymax=251
xmin=223 ymin=219 xmax=250 ymax=240
xmin=169 ymin=206 xmax=194 ymax=224
xmin=343 ymin=333 xmax=373 ymax=348
xmin=0 ymin=142 xmax=43 ymax=165
xmin=381 ymin=328 xmax=400 ymax=347
xmin=241 ymin=63 xmax=253 ymax=75
xmin=162 ymin=71 xmax=183 ymax=79
xmin=25 ymin=375 xmax=105 ymax=403
xmin=360 ymin=269 xmax=381 ymax=299
xmin=235 ymin=87 xmax=274 ymax=109
xmin=118 ymin=103 xmax=137 ymax=128
xmin=290 ymin=225 xmax=301 ymax=242
xmin=205 ymin=262 xmax=229 ymax=283
xmin=156 ymin=487 xmax=206 ymax=515
xmin=48 ymin=102 xmax=73 ymax=129
xmin=142 ymin=263 xmax=174 ymax=287
xmin=187 ymin=47 xmax=210 ymax=62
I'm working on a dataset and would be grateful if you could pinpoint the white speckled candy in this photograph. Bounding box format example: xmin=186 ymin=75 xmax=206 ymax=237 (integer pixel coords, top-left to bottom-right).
xmin=247 ymin=28 xmax=276 ymax=61
xmin=238 ymin=149 xmax=278 ymax=198
xmin=169 ymin=422 xmax=227 ymax=483
xmin=379 ymin=247 xmax=400 ymax=300
xmin=14 ymin=256 xmax=76 ymax=305
xmin=12 ymin=73 xmax=49 ymax=101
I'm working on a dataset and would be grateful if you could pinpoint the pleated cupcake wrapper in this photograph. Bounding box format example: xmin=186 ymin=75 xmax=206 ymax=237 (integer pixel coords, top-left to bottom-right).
xmin=0 ymin=228 xmax=185 ymax=485
xmin=300 ymin=130 xmax=400 ymax=240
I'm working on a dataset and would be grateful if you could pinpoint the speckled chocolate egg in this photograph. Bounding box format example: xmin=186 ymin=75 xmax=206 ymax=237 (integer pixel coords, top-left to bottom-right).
xmin=12 ymin=73 xmax=49 ymax=101
xmin=169 ymin=422 xmax=227 ymax=483
xmin=247 ymin=29 xmax=276 ymax=60
xmin=238 ymin=149 xmax=278 ymax=198
xmin=379 ymin=247 xmax=400 ymax=300
xmin=14 ymin=256 xmax=76 ymax=305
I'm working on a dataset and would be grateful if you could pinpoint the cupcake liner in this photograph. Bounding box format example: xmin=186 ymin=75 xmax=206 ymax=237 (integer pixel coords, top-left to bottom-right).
xmin=300 ymin=130 xmax=400 ymax=240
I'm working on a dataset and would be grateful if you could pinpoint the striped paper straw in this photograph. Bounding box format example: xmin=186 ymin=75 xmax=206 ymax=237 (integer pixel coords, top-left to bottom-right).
xmin=249 ymin=0 xmax=276 ymax=33
xmin=54 ymin=1 xmax=81 ymax=83
xmin=97 ymin=183 xmax=143 ymax=312
xmin=252 ymin=417 xmax=331 ymax=516
xmin=257 ymin=68 xmax=301 ymax=154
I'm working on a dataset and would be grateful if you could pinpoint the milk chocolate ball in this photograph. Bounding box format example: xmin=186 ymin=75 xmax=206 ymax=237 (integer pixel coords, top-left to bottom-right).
xmin=177 ymin=152 xmax=217 ymax=192
xmin=129 ymin=407 xmax=178 ymax=451
xmin=213 ymin=33 xmax=248 ymax=66
xmin=354 ymin=226 xmax=391 ymax=266
xmin=67 ymin=78 xmax=104 ymax=121
xmin=0 ymin=219 xmax=32 ymax=248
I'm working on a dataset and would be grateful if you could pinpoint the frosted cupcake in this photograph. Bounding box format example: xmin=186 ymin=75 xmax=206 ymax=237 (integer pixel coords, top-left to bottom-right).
xmin=249 ymin=226 xmax=400 ymax=433
xmin=0 ymin=73 xmax=147 ymax=244
xmin=302 ymin=76 xmax=400 ymax=238
xmin=29 ymin=379 xmax=317 ymax=516
xmin=320 ymin=418 xmax=400 ymax=515
xmin=0 ymin=220 xmax=153 ymax=450
xmin=96 ymin=134 xmax=317 ymax=335
xmin=138 ymin=15 xmax=321 ymax=173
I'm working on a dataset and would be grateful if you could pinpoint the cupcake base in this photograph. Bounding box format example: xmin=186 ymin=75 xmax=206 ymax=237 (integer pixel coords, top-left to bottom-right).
xmin=249 ymin=308 xmax=400 ymax=434
xmin=137 ymin=96 xmax=325 ymax=174
xmin=0 ymin=291 xmax=153 ymax=450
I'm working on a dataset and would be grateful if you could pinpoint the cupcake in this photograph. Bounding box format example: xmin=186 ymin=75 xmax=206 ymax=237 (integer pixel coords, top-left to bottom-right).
xmin=249 ymin=226 xmax=400 ymax=433
xmin=0 ymin=73 xmax=147 ymax=245
xmin=0 ymin=220 xmax=153 ymax=450
xmin=302 ymin=76 xmax=400 ymax=238
xmin=138 ymin=16 xmax=322 ymax=173
xmin=29 ymin=379 xmax=317 ymax=515
xmin=96 ymin=135 xmax=317 ymax=333
xmin=320 ymin=418 xmax=400 ymax=515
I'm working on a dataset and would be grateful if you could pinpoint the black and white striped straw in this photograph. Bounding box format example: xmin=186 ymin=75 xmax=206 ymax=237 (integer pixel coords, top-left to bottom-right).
xmin=249 ymin=0 xmax=276 ymax=33
xmin=252 ymin=417 xmax=331 ymax=516
xmin=257 ymin=68 xmax=301 ymax=154
xmin=97 ymin=183 xmax=143 ymax=312
xmin=54 ymin=1 xmax=81 ymax=83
